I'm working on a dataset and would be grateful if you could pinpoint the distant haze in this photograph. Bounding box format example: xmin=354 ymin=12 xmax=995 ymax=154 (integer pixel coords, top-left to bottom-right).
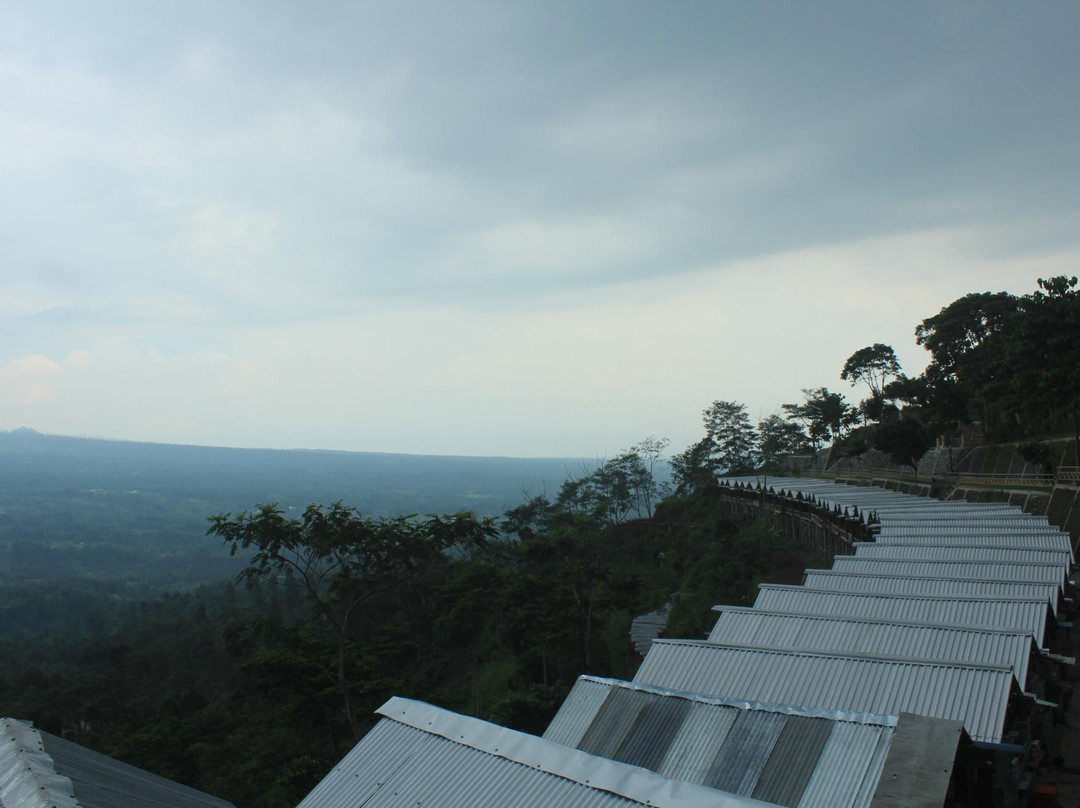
xmin=2 ymin=3 xmax=1078 ymax=457
xmin=0 ymin=429 xmax=588 ymax=582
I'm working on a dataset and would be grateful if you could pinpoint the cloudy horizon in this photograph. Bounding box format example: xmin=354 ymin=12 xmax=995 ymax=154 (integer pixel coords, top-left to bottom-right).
xmin=3 ymin=2 xmax=1078 ymax=457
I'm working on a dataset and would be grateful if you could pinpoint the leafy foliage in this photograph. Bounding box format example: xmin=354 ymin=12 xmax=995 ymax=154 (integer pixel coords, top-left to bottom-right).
xmin=841 ymin=343 xmax=903 ymax=402
xmin=756 ymin=414 xmax=809 ymax=470
xmin=1005 ymin=276 xmax=1080 ymax=455
xmin=872 ymin=418 xmax=933 ymax=471
xmin=702 ymin=401 xmax=758 ymax=474
xmin=670 ymin=401 xmax=758 ymax=493
xmin=782 ymin=387 xmax=858 ymax=448
xmin=897 ymin=276 xmax=1080 ymax=456
xmin=207 ymin=503 xmax=497 ymax=738
xmin=914 ymin=291 xmax=1018 ymax=386
xmin=2 ymin=477 xmax=814 ymax=808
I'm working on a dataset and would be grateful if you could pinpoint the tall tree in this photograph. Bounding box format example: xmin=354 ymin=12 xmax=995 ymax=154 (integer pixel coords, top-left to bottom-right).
xmin=669 ymin=437 xmax=716 ymax=496
xmin=702 ymin=400 xmax=757 ymax=474
xmin=756 ymin=414 xmax=809 ymax=471
xmin=841 ymin=343 xmax=903 ymax=403
xmin=616 ymin=436 xmax=671 ymax=519
xmin=1006 ymin=276 xmax=1080 ymax=460
xmin=914 ymin=291 xmax=1018 ymax=409
xmin=884 ymin=368 xmax=969 ymax=470
xmin=782 ymin=388 xmax=858 ymax=449
xmin=873 ymin=419 xmax=933 ymax=471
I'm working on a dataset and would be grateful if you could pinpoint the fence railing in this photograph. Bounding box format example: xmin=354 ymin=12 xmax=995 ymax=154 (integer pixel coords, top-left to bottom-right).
xmin=812 ymin=466 xmax=1070 ymax=489
xmin=830 ymin=466 xmax=926 ymax=483
xmin=949 ymin=471 xmax=1055 ymax=488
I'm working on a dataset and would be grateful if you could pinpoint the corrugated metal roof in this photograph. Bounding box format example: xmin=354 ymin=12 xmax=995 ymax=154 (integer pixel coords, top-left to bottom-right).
xmin=852 ymin=542 xmax=1070 ymax=566
xmin=0 ymin=718 xmax=235 ymax=808
xmin=872 ymin=531 xmax=1074 ymax=555
xmin=721 ymin=477 xmax=1041 ymax=526
xmin=875 ymin=506 xmax=1024 ymax=516
xmin=878 ymin=516 xmax=1050 ymax=527
xmin=707 ymin=607 xmax=1033 ymax=687
xmin=876 ymin=526 xmax=1068 ymax=540
xmin=633 ymin=640 xmax=1015 ymax=743
xmin=828 ymin=557 xmax=1067 ymax=588
xmin=799 ymin=569 xmax=1061 ymax=615
xmin=295 ymin=697 xmax=781 ymax=808
xmin=725 ymin=476 xmax=1037 ymax=517
xmin=543 ymin=676 xmax=895 ymax=808
xmin=751 ymin=585 xmax=1051 ymax=646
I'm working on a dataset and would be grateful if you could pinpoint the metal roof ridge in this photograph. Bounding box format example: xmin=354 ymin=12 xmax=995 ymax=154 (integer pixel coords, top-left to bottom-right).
xmin=753 ymin=584 xmax=1052 ymax=604
xmin=572 ymin=675 xmax=900 ymax=727
xmin=831 ymin=556 xmax=1066 ymax=569
xmin=373 ymin=697 xmax=777 ymax=808
xmin=648 ymin=640 xmax=1018 ymax=672
xmin=0 ymin=718 xmax=81 ymax=808
xmin=712 ymin=604 xmax=1036 ymax=636
xmin=803 ymin=568 xmax=1061 ymax=586
xmin=852 ymin=542 xmax=1068 ymax=552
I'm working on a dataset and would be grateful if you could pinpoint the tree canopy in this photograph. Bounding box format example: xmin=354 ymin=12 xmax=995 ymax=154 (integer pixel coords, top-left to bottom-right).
xmin=841 ymin=343 xmax=903 ymax=402
xmin=900 ymin=276 xmax=1080 ymax=455
xmin=208 ymin=503 xmax=497 ymax=738
xmin=782 ymin=387 xmax=858 ymax=449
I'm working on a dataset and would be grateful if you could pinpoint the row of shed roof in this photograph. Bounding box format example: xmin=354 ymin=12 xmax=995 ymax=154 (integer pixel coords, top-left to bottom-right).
xmin=291 ymin=475 xmax=1069 ymax=808
xmin=716 ymin=476 xmax=1075 ymax=751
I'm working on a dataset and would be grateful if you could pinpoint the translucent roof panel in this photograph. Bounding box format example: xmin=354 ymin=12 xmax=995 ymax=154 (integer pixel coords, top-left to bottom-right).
xmin=633 ymin=641 xmax=1015 ymax=743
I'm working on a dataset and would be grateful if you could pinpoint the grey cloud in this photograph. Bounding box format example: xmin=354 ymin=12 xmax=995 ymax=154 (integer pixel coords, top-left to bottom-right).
xmin=2 ymin=1 xmax=1079 ymax=316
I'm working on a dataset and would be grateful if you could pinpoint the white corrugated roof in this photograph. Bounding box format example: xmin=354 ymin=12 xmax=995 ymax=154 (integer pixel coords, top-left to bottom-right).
xmin=708 ymin=606 xmax=1033 ymax=686
xmin=878 ymin=516 xmax=1050 ymax=527
xmin=752 ymin=585 xmax=1052 ymax=646
xmin=828 ymin=556 xmax=1067 ymax=588
xmin=633 ymin=641 xmax=1015 ymax=743
xmin=800 ymin=569 xmax=1061 ymax=614
xmin=873 ymin=531 xmax=1074 ymax=555
xmin=851 ymin=542 xmax=1070 ymax=566
xmin=877 ymin=524 xmax=1067 ymax=537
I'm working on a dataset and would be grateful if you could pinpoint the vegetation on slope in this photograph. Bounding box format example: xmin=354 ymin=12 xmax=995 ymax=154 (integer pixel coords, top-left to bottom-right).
xmin=670 ymin=275 xmax=1080 ymax=483
xmin=0 ymin=479 xmax=822 ymax=808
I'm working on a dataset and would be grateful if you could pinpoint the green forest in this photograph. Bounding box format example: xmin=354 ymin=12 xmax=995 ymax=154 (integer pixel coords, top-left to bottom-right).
xmin=1 ymin=275 xmax=1078 ymax=807
xmin=0 ymin=486 xmax=821 ymax=807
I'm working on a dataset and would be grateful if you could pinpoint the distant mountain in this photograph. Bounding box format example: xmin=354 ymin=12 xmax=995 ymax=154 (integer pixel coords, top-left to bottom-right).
xmin=0 ymin=431 xmax=582 ymax=584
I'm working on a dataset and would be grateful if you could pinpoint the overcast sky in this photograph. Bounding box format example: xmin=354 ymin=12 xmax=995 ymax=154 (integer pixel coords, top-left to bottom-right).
xmin=2 ymin=2 xmax=1078 ymax=457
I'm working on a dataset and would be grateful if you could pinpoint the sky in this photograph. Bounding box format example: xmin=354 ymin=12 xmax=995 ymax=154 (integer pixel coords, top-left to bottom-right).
xmin=2 ymin=1 xmax=1079 ymax=458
